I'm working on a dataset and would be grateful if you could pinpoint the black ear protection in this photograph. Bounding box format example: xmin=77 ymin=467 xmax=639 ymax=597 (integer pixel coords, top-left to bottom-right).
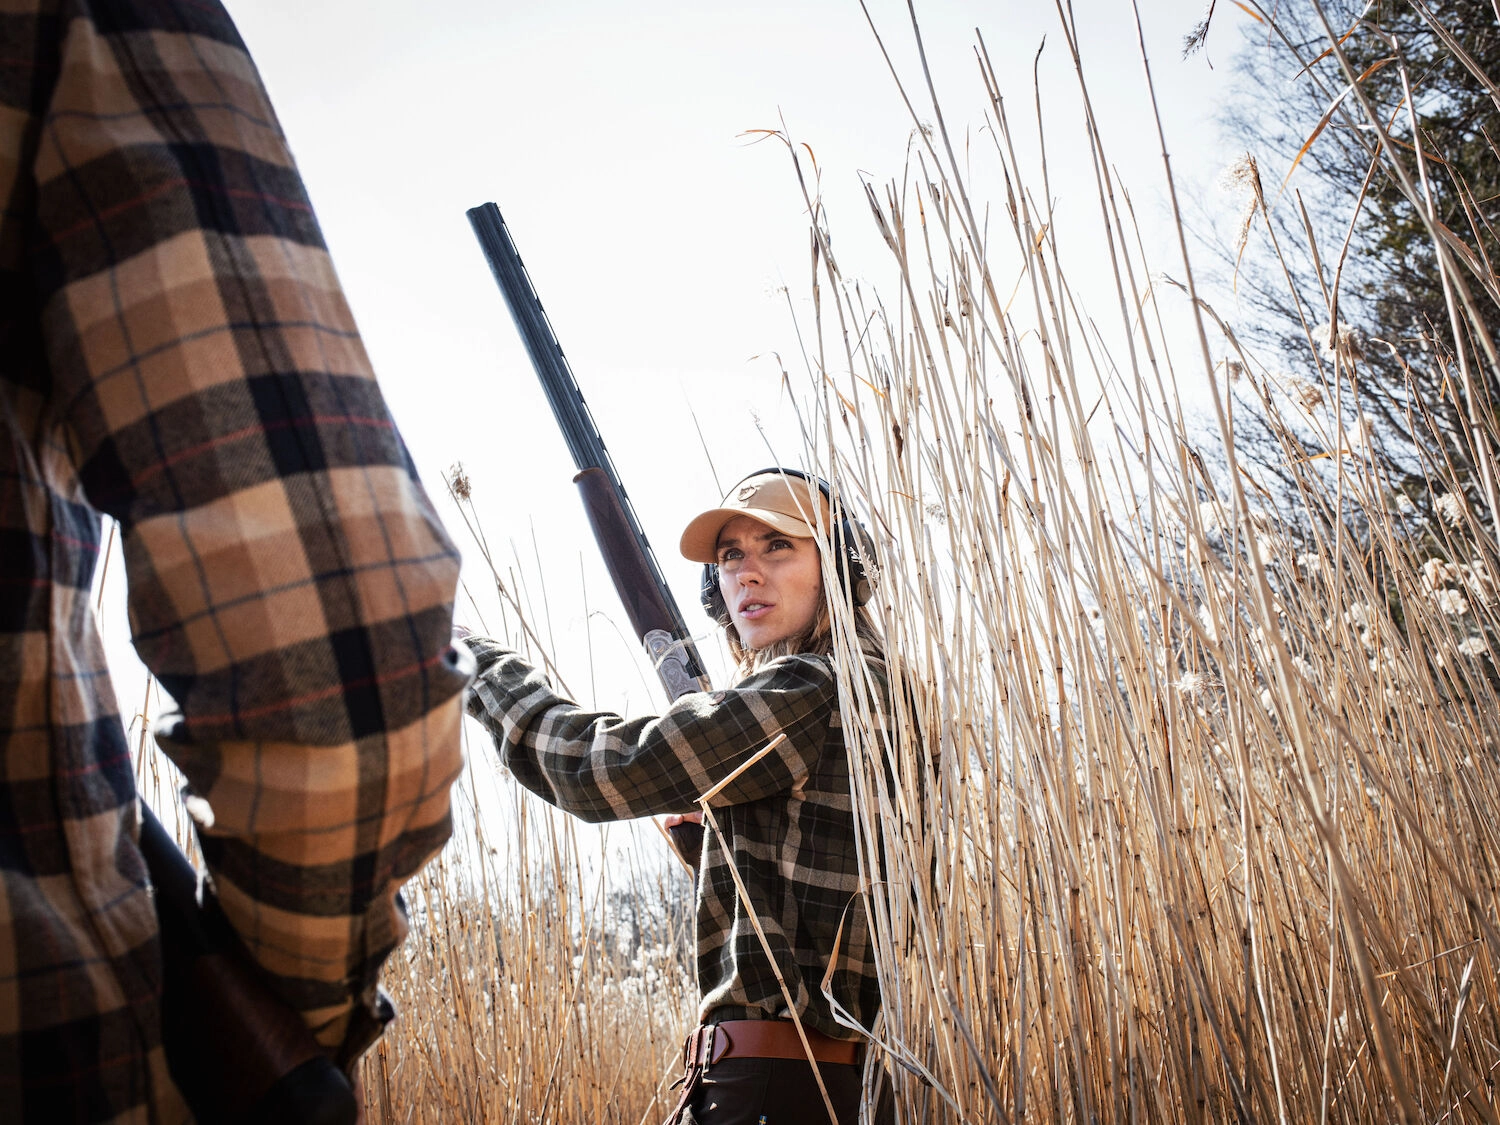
xmin=699 ymin=467 xmax=874 ymax=624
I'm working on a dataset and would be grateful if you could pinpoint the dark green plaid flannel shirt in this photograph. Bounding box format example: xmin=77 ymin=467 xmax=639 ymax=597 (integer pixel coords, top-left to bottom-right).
xmin=464 ymin=637 xmax=881 ymax=1041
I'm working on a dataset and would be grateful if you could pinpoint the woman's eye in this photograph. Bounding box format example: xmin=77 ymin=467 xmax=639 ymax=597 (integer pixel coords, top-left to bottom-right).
xmin=717 ymin=548 xmax=743 ymax=565
xmin=768 ymin=538 xmax=793 ymax=551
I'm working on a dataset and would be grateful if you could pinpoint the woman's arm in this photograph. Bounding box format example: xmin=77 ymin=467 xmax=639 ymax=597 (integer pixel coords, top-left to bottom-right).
xmin=465 ymin=637 xmax=836 ymax=821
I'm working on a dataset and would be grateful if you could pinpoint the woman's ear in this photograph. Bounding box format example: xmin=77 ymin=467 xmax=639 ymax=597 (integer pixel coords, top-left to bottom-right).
xmin=700 ymin=563 xmax=728 ymax=621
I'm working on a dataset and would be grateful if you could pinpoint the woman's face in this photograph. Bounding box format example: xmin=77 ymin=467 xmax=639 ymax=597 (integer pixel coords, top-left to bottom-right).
xmin=715 ymin=514 xmax=823 ymax=650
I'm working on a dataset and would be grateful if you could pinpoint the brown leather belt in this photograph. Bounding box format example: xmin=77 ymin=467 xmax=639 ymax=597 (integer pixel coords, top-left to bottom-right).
xmin=683 ymin=1019 xmax=862 ymax=1068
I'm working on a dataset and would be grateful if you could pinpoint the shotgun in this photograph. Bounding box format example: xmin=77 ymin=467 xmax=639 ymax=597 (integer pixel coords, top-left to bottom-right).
xmin=466 ymin=201 xmax=709 ymax=865
xmin=142 ymin=802 xmax=358 ymax=1125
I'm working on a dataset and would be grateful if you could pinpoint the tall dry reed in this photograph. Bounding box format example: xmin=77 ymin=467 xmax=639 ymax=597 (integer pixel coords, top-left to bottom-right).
xmin=791 ymin=2 xmax=1500 ymax=1122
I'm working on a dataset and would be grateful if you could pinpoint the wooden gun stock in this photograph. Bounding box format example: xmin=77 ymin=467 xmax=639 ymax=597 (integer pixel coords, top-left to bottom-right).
xmin=141 ymin=805 xmax=358 ymax=1125
xmin=574 ymin=467 xmax=709 ymax=700
xmin=665 ymin=820 xmax=706 ymax=870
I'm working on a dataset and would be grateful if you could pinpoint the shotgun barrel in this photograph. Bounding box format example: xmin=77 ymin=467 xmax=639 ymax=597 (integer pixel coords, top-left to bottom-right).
xmin=466 ymin=202 xmax=710 ymax=702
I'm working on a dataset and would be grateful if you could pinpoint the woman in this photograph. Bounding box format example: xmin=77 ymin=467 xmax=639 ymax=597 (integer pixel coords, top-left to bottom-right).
xmin=463 ymin=468 xmax=890 ymax=1125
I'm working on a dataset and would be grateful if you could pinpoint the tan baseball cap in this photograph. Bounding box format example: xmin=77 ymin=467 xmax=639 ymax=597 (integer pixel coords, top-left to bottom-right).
xmin=679 ymin=471 xmax=833 ymax=563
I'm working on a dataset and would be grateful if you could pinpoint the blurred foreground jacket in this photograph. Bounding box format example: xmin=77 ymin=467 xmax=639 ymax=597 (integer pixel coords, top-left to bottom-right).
xmin=0 ymin=0 xmax=472 ymax=1119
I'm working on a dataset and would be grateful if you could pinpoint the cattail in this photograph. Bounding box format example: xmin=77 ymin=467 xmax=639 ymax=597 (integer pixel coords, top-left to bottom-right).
xmin=1437 ymin=588 xmax=1471 ymax=616
xmin=447 ymin=462 xmax=473 ymax=502
xmin=1435 ymin=492 xmax=1466 ymax=526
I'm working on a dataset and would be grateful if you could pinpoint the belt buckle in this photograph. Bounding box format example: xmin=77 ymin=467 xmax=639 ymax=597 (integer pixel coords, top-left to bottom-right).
xmin=684 ymin=1025 xmax=713 ymax=1069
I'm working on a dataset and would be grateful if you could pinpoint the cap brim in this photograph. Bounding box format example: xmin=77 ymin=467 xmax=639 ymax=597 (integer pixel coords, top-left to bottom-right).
xmin=679 ymin=507 xmax=815 ymax=563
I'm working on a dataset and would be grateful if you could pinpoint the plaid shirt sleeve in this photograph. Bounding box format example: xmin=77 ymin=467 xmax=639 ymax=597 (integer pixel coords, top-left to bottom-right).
xmin=6 ymin=0 xmax=471 ymax=1071
xmin=464 ymin=637 xmax=837 ymax=819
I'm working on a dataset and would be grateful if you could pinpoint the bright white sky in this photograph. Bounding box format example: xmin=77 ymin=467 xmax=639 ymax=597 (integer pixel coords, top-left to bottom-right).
xmin=102 ymin=0 xmax=1254 ymax=777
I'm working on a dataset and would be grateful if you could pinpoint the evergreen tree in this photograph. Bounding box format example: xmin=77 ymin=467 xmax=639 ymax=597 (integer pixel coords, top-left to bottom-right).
xmin=1210 ymin=0 xmax=1500 ymax=540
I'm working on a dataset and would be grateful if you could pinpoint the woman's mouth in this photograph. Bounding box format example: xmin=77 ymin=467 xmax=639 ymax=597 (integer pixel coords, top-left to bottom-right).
xmin=737 ymin=601 xmax=774 ymax=620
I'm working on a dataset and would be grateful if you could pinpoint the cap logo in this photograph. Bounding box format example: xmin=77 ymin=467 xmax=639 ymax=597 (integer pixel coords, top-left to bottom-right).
xmin=736 ymin=484 xmax=759 ymax=502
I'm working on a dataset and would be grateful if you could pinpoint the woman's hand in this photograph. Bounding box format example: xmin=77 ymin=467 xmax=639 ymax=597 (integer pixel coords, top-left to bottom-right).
xmin=663 ymin=811 xmax=703 ymax=829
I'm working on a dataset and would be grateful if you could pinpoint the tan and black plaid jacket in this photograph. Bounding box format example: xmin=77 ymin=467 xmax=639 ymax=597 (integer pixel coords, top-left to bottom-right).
xmin=0 ymin=1 xmax=471 ymax=1120
xmin=465 ymin=638 xmax=882 ymax=1043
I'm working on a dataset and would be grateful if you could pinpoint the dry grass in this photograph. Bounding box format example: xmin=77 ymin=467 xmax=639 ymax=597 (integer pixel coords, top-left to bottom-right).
xmin=798 ymin=3 xmax=1500 ymax=1122
xmin=362 ymin=761 xmax=696 ymax=1124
